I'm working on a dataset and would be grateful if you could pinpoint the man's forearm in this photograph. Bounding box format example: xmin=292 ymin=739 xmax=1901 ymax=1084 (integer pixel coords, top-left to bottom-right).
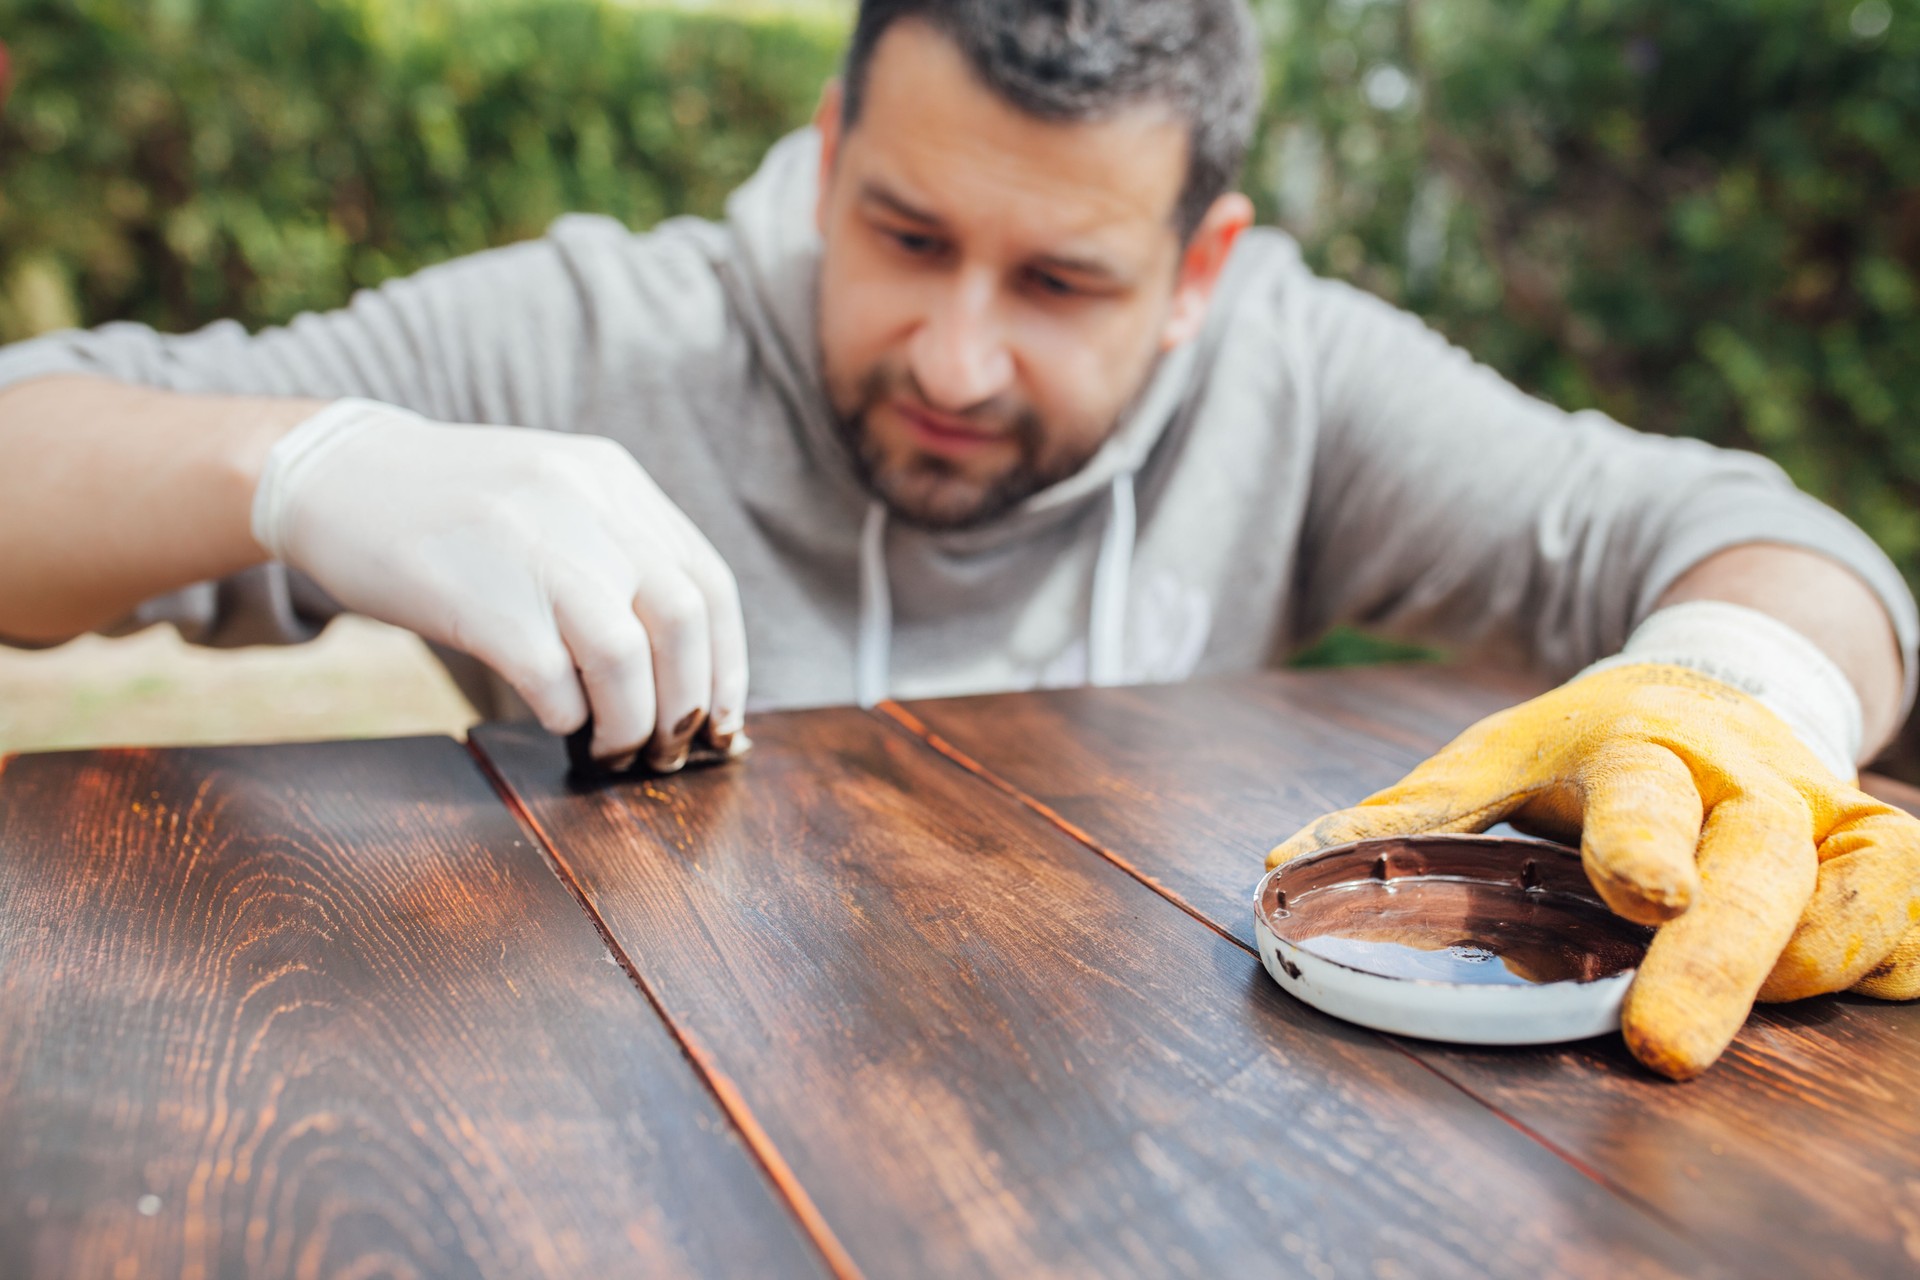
xmin=0 ymin=374 xmax=322 ymax=642
xmin=1655 ymin=542 xmax=1906 ymax=758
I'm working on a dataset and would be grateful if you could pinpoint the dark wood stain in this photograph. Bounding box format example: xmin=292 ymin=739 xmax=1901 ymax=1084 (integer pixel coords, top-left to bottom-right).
xmin=1261 ymin=837 xmax=1653 ymax=985
xmin=475 ymin=711 xmax=1715 ymax=1280
xmin=0 ymin=737 xmax=827 ymax=1280
xmin=895 ymin=667 xmax=1920 ymax=1280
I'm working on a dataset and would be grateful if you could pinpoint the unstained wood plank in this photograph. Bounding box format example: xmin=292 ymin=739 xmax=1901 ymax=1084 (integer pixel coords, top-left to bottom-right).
xmin=0 ymin=738 xmax=829 ymax=1280
xmin=475 ymin=710 xmax=1716 ymax=1280
xmin=894 ymin=668 xmax=1920 ymax=1279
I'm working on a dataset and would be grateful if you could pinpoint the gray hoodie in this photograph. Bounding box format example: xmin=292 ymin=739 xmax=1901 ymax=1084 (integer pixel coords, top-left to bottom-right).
xmin=4 ymin=130 xmax=1913 ymax=717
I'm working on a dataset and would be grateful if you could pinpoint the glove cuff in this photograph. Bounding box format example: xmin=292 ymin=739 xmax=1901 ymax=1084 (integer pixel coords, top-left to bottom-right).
xmin=251 ymin=398 xmax=423 ymax=561
xmin=1578 ymin=600 xmax=1863 ymax=780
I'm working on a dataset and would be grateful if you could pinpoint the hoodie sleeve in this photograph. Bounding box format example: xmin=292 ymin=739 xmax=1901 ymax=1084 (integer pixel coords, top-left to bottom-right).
xmin=0 ymin=224 xmax=607 ymax=652
xmin=0 ymin=231 xmax=592 ymax=430
xmin=1285 ymin=271 xmax=1919 ymax=712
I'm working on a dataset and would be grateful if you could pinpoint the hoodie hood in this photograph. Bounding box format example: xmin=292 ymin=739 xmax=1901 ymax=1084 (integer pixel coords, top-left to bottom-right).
xmin=698 ymin=127 xmax=1308 ymax=706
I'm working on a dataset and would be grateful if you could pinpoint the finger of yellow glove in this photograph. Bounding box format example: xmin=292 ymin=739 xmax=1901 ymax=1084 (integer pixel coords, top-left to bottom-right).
xmin=1265 ymin=693 xmax=1563 ymax=870
xmin=1575 ymin=742 xmax=1703 ymax=926
xmin=1264 ymin=780 xmax=1531 ymax=869
xmin=1760 ymin=804 xmax=1920 ymax=1001
xmin=1621 ymin=790 xmax=1816 ymax=1080
xmin=1266 ymin=701 xmax=1554 ymax=870
xmin=1852 ymin=920 xmax=1920 ymax=1000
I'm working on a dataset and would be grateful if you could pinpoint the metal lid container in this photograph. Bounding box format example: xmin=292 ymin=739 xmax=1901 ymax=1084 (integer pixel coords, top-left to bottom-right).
xmin=1253 ymin=834 xmax=1655 ymax=1045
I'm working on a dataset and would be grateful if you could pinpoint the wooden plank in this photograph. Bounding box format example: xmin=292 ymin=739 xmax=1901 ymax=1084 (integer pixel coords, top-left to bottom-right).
xmin=1860 ymin=770 xmax=1920 ymax=815
xmin=475 ymin=711 xmax=1716 ymax=1280
xmin=894 ymin=669 xmax=1920 ymax=1280
xmin=0 ymin=738 xmax=829 ymax=1280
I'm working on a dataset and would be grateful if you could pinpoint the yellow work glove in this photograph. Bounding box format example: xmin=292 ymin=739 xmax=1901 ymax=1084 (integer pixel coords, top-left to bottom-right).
xmin=1266 ymin=661 xmax=1920 ymax=1080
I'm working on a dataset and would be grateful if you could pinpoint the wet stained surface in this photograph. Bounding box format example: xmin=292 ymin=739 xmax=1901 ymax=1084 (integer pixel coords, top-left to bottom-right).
xmin=1288 ymin=879 xmax=1650 ymax=985
xmin=1262 ymin=835 xmax=1653 ymax=986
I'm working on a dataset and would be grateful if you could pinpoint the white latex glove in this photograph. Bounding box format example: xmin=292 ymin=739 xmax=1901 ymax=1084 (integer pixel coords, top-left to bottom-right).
xmin=252 ymin=398 xmax=749 ymax=771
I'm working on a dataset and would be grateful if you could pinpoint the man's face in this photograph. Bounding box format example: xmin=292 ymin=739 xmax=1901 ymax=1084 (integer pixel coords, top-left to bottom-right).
xmin=814 ymin=21 xmax=1235 ymax=530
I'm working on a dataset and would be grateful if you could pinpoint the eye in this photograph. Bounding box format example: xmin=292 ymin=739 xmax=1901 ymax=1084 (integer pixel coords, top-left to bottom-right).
xmin=1025 ymin=268 xmax=1080 ymax=298
xmin=889 ymin=229 xmax=943 ymax=257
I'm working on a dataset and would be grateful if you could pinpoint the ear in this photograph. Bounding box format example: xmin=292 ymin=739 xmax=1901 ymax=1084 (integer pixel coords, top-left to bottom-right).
xmin=1158 ymin=192 xmax=1254 ymax=352
xmin=814 ymin=79 xmax=845 ymax=237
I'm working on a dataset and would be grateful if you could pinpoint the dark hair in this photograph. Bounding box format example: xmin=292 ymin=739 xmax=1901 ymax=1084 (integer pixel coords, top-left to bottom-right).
xmin=840 ymin=0 xmax=1263 ymax=239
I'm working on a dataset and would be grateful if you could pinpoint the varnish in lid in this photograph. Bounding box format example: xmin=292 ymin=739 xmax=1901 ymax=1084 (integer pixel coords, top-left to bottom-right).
xmin=1253 ymin=834 xmax=1654 ymax=1045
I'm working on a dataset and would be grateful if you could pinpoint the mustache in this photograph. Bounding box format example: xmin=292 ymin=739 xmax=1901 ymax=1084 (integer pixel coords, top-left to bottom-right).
xmin=854 ymin=363 xmax=1037 ymax=443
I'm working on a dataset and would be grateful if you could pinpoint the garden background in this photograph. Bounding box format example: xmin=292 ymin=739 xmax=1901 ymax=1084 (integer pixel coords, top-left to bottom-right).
xmin=2 ymin=0 xmax=1916 ymax=764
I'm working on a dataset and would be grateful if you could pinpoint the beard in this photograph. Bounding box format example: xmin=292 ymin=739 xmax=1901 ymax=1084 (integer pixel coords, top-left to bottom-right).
xmin=833 ymin=362 xmax=1099 ymax=532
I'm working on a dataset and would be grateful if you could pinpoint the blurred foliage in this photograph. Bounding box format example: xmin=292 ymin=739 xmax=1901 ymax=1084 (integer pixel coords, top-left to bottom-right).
xmin=1246 ymin=0 xmax=1920 ymax=589
xmin=0 ymin=0 xmax=842 ymax=338
xmin=1287 ymin=626 xmax=1438 ymax=668
xmin=3 ymin=0 xmax=1918 ymax=603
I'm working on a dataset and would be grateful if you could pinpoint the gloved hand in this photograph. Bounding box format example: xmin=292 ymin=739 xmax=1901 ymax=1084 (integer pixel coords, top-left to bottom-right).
xmin=252 ymin=398 xmax=749 ymax=771
xmin=1267 ymin=657 xmax=1920 ymax=1080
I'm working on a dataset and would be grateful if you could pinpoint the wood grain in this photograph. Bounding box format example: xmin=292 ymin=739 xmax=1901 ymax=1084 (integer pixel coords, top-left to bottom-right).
xmin=475 ymin=710 xmax=1717 ymax=1280
xmin=895 ymin=668 xmax=1920 ymax=1279
xmin=0 ymin=737 xmax=828 ymax=1280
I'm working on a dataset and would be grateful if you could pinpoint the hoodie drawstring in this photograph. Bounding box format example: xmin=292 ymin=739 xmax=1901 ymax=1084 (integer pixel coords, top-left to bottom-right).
xmin=856 ymin=499 xmax=892 ymax=708
xmin=853 ymin=472 xmax=1138 ymax=705
xmin=1088 ymin=472 xmax=1136 ymax=685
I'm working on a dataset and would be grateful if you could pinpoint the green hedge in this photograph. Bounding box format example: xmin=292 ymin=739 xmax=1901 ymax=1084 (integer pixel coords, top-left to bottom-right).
xmin=4 ymin=0 xmax=1918 ymax=600
xmin=1248 ymin=0 xmax=1920 ymax=578
xmin=0 ymin=0 xmax=842 ymax=337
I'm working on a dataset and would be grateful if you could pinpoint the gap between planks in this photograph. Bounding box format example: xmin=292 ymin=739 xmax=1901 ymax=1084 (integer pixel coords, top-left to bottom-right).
xmin=462 ymin=737 xmax=865 ymax=1280
xmin=869 ymin=698 xmax=1700 ymax=1245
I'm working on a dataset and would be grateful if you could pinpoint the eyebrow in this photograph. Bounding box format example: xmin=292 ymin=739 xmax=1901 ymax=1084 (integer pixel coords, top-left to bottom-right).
xmin=856 ymin=179 xmax=1131 ymax=287
xmin=858 ymin=181 xmax=945 ymax=228
xmin=1032 ymin=250 xmax=1128 ymax=285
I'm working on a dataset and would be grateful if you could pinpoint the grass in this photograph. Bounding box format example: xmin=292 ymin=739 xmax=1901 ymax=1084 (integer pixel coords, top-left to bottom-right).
xmin=0 ymin=618 xmax=477 ymax=754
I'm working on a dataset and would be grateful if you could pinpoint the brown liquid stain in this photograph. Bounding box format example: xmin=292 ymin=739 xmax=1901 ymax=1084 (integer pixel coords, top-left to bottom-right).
xmin=1263 ymin=836 xmax=1653 ymax=986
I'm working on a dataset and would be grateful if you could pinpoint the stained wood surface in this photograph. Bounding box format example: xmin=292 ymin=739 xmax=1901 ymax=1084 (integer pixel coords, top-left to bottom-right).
xmin=474 ymin=711 xmax=1717 ymax=1280
xmin=0 ymin=737 xmax=826 ymax=1280
xmin=895 ymin=668 xmax=1920 ymax=1279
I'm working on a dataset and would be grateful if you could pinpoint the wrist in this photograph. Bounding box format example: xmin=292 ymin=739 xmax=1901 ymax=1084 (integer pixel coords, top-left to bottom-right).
xmin=1578 ymin=600 xmax=1864 ymax=779
xmin=212 ymin=398 xmax=328 ymax=561
xmin=250 ymin=398 xmax=425 ymax=561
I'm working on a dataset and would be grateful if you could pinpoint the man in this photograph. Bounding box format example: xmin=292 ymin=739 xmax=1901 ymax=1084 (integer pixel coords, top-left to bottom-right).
xmin=0 ymin=0 xmax=1914 ymax=1079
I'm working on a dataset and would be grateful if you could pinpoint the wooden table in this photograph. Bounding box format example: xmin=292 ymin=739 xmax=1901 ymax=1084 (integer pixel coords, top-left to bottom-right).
xmin=3 ymin=667 xmax=1916 ymax=1279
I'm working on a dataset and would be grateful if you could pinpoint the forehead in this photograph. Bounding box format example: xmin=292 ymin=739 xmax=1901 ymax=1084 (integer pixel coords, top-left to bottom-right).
xmin=843 ymin=20 xmax=1189 ymax=247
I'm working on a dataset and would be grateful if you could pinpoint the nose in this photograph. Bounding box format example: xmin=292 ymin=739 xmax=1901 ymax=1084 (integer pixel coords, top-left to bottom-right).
xmin=907 ymin=267 xmax=1015 ymax=412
